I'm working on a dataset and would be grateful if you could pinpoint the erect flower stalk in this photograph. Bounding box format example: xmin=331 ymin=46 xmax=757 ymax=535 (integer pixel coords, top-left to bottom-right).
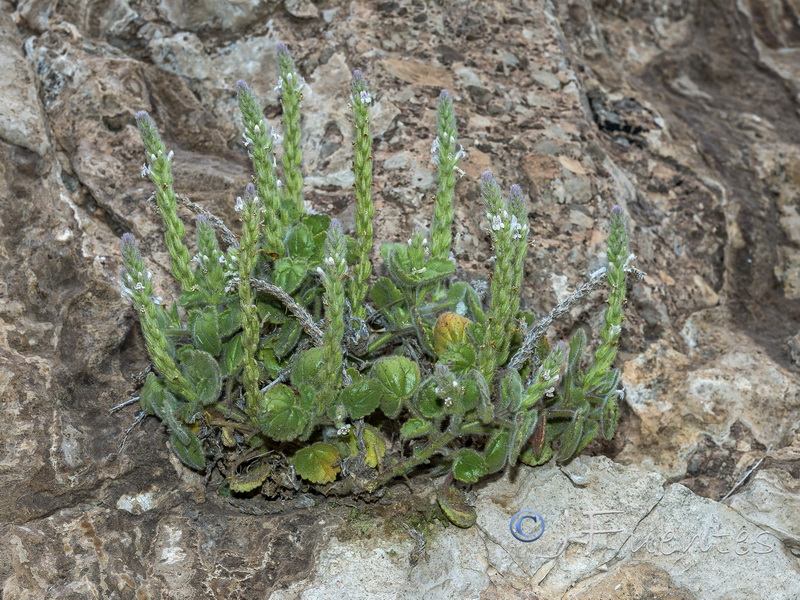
xmin=349 ymin=70 xmax=375 ymax=320
xmin=236 ymin=183 xmax=264 ymax=414
xmin=276 ymin=41 xmax=306 ymax=224
xmin=194 ymin=215 xmax=228 ymax=306
xmin=318 ymin=219 xmax=348 ymax=411
xmin=120 ymin=234 xmax=194 ymax=399
xmin=583 ymin=205 xmax=629 ymax=392
xmin=476 ymin=172 xmax=529 ymax=382
xmin=236 ymin=81 xmax=284 ymax=258
xmin=430 ymin=90 xmax=463 ymax=262
xmin=135 ymin=111 xmax=195 ymax=292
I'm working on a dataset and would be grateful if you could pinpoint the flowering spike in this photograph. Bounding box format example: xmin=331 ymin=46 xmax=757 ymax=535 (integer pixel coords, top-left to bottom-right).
xmin=349 ymin=68 xmax=375 ymax=320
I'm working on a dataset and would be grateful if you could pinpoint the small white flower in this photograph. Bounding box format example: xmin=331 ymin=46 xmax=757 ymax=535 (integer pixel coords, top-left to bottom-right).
xmin=509 ymin=215 xmax=525 ymax=239
xmin=491 ymin=214 xmax=504 ymax=231
xmin=359 ymin=90 xmax=371 ymax=104
xmin=430 ymin=138 xmax=440 ymax=165
xmin=134 ymin=281 xmax=145 ymax=291
xmin=140 ymin=163 xmax=151 ymax=178
xmin=337 ymin=424 xmax=352 ymax=436
xmin=242 ymin=132 xmax=253 ymax=147
xmin=234 ymin=197 xmax=244 ymax=212
xmin=444 ymin=397 xmax=453 ymax=407
xmin=166 ymin=150 xmax=174 ymax=162
xmin=325 ymin=256 xmax=335 ymax=267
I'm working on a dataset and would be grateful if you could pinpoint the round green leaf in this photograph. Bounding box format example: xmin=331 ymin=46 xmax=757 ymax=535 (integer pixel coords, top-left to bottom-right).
xmin=178 ymin=347 xmax=222 ymax=405
xmin=520 ymin=443 xmax=553 ymax=467
xmin=258 ymin=384 xmax=308 ymax=442
xmin=339 ymin=380 xmax=380 ymax=419
xmin=452 ymin=448 xmax=488 ymax=484
xmin=290 ymin=347 xmax=324 ymax=388
xmin=285 ymin=223 xmax=315 ymax=260
xmin=218 ymin=304 xmax=243 ymax=337
xmin=291 ymin=442 xmax=341 ymax=484
xmin=273 ymin=258 xmax=308 ymax=294
xmin=373 ymin=355 xmax=419 ymax=399
xmin=400 ymin=418 xmax=432 ymax=440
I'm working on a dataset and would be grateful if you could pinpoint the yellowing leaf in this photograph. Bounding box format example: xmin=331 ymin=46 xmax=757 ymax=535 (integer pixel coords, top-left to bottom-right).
xmin=363 ymin=424 xmax=386 ymax=469
xmin=433 ymin=312 xmax=472 ymax=356
xmin=229 ymin=462 xmax=271 ymax=493
xmin=291 ymin=442 xmax=341 ymax=484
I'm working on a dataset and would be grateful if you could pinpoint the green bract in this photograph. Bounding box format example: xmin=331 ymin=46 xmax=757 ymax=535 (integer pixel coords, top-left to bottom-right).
xmin=120 ymin=42 xmax=636 ymax=527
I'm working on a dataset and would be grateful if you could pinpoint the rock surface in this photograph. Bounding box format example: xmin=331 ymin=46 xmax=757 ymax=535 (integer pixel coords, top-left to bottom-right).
xmin=1 ymin=0 xmax=799 ymax=598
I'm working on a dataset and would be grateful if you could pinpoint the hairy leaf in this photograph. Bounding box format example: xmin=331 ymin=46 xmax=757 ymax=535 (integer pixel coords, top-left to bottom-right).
xmin=484 ymin=430 xmax=511 ymax=473
xmin=258 ymin=384 xmax=308 ymax=441
xmin=452 ymin=448 xmax=488 ymax=483
xmin=178 ymin=347 xmax=222 ymax=405
xmin=189 ymin=307 xmax=222 ymax=356
xmin=437 ymin=486 xmax=477 ymax=528
xmin=339 ymin=379 xmax=380 ymax=419
xmin=170 ymin=431 xmax=206 ymax=471
xmin=273 ymin=258 xmax=308 ymax=294
xmin=292 ymin=442 xmax=341 ymax=484
xmin=363 ymin=424 xmax=385 ymax=468
xmin=285 ymin=222 xmax=315 ymax=260
xmin=221 ymin=333 xmax=244 ymax=376
xmin=229 ymin=462 xmax=272 ymax=493
xmin=400 ymin=418 xmax=432 ymax=440
xmin=291 ymin=347 xmax=324 ymax=388
xmin=373 ymin=356 xmax=419 ymax=418
xmin=433 ymin=312 xmax=472 ymax=356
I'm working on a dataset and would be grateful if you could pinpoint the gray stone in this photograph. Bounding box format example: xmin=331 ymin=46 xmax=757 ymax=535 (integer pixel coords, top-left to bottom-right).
xmin=0 ymin=10 xmax=49 ymax=155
